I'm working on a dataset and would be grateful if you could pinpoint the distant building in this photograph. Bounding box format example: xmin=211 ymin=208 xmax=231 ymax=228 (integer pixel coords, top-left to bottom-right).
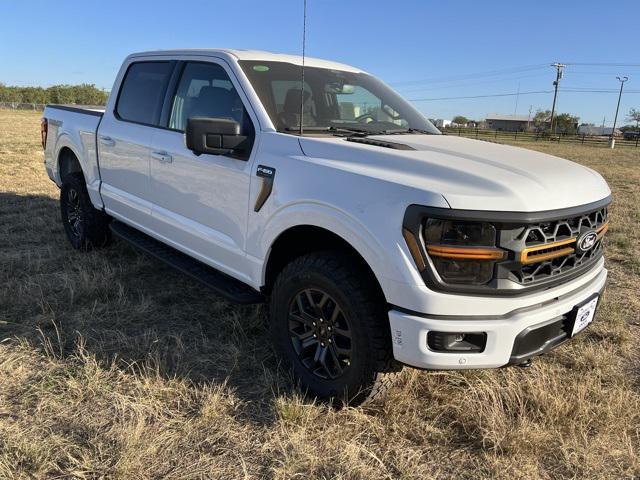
xmin=577 ymin=125 xmax=622 ymax=136
xmin=434 ymin=119 xmax=452 ymax=129
xmin=485 ymin=114 xmax=533 ymax=132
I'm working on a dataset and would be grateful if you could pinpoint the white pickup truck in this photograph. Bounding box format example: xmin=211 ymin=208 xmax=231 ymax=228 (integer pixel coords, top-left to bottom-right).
xmin=42 ymin=49 xmax=611 ymax=405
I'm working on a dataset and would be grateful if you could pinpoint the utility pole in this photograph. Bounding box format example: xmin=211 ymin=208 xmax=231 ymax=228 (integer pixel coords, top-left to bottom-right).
xmin=609 ymin=76 xmax=628 ymax=148
xmin=527 ymin=105 xmax=532 ymax=131
xmin=549 ymin=63 xmax=565 ymax=135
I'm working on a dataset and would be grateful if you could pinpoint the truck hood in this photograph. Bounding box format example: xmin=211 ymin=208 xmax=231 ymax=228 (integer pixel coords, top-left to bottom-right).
xmin=298 ymin=134 xmax=611 ymax=212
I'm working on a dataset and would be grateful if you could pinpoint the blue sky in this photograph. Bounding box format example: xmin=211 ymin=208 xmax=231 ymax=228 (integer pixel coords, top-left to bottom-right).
xmin=1 ymin=0 xmax=639 ymax=125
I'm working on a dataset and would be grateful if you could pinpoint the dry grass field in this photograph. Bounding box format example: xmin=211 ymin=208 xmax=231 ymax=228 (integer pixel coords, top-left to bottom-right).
xmin=1 ymin=109 xmax=639 ymax=479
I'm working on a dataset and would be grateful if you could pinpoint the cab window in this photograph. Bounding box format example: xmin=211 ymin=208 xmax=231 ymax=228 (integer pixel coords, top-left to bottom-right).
xmin=169 ymin=62 xmax=252 ymax=134
xmin=116 ymin=61 xmax=173 ymax=126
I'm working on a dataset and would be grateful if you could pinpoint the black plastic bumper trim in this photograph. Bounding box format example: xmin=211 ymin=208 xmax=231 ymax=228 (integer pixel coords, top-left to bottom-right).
xmin=505 ymin=288 xmax=604 ymax=366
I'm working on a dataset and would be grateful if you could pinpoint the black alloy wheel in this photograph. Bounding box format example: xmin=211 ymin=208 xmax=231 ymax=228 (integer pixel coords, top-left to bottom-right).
xmin=288 ymin=288 xmax=352 ymax=380
xmin=270 ymin=251 xmax=401 ymax=406
xmin=65 ymin=187 xmax=84 ymax=239
xmin=60 ymin=172 xmax=111 ymax=250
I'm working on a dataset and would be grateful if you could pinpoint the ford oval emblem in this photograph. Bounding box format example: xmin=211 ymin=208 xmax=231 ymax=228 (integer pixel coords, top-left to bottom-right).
xmin=576 ymin=230 xmax=598 ymax=253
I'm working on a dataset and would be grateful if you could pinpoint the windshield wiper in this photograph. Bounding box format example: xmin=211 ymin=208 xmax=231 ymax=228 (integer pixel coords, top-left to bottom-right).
xmin=374 ymin=128 xmax=436 ymax=135
xmin=408 ymin=128 xmax=436 ymax=135
xmin=283 ymin=126 xmax=436 ymax=137
xmin=283 ymin=126 xmax=384 ymax=137
xmin=337 ymin=127 xmax=436 ymax=136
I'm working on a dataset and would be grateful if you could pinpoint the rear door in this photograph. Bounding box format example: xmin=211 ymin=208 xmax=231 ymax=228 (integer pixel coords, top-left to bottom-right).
xmin=98 ymin=61 xmax=175 ymax=228
xmin=148 ymin=60 xmax=258 ymax=282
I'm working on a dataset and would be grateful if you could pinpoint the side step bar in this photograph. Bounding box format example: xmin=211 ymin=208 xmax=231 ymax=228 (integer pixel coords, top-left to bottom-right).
xmin=110 ymin=221 xmax=264 ymax=305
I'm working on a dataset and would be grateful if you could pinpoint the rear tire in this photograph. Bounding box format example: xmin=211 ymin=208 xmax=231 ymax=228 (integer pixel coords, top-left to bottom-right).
xmin=60 ymin=173 xmax=111 ymax=250
xmin=270 ymin=251 xmax=401 ymax=406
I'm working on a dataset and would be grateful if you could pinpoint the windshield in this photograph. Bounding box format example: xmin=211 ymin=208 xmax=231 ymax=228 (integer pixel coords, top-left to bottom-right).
xmin=239 ymin=60 xmax=439 ymax=135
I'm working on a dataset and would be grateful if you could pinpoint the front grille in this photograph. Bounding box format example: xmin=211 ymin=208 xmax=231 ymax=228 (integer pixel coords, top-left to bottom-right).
xmin=500 ymin=206 xmax=608 ymax=287
xmin=522 ymin=207 xmax=607 ymax=247
xmin=516 ymin=241 xmax=603 ymax=284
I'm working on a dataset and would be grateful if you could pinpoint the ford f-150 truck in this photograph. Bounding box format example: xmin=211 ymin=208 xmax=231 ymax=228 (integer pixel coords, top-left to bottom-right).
xmin=42 ymin=49 xmax=611 ymax=405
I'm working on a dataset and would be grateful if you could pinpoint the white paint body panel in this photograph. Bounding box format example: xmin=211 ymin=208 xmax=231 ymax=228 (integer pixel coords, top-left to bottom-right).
xmin=149 ymin=126 xmax=254 ymax=283
xmin=298 ymin=134 xmax=611 ymax=212
xmin=97 ymin=117 xmax=155 ymax=228
xmin=42 ymin=49 xmax=612 ymax=371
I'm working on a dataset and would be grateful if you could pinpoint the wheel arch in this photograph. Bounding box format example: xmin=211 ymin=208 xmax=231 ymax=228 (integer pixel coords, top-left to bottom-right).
xmin=54 ymin=134 xmax=104 ymax=209
xmin=57 ymin=146 xmax=83 ymax=183
xmin=262 ymin=224 xmax=387 ymax=304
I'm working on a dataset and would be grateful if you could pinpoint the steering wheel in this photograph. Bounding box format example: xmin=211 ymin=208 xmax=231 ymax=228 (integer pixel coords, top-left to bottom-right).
xmin=355 ymin=113 xmax=376 ymax=124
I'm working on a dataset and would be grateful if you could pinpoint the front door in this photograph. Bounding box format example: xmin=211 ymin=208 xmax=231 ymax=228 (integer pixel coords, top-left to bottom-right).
xmin=149 ymin=60 xmax=257 ymax=282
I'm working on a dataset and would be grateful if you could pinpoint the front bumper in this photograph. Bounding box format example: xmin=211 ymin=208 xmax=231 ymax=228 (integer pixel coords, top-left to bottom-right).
xmin=388 ymin=267 xmax=607 ymax=369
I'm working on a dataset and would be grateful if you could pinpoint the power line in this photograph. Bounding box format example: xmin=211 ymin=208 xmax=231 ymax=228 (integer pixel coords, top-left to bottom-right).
xmin=409 ymin=90 xmax=552 ymax=101
xmin=564 ymin=62 xmax=640 ymax=67
xmin=408 ymin=88 xmax=640 ymax=102
xmin=391 ymin=62 xmax=640 ymax=87
xmin=560 ymin=87 xmax=640 ymax=92
xmin=390 ymin=64 xmax=548 ymax=86
xmin=395 ymin=72 xmax=549 ymax=94
xmin=564 ymin=71 xmax=638 ymax=76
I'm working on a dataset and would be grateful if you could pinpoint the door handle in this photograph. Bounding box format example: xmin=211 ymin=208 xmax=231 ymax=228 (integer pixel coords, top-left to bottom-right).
xmin=98 ymin=135 xmax=115 ymax=147
xmin=151 ymin=151 xmax=173 ymax=163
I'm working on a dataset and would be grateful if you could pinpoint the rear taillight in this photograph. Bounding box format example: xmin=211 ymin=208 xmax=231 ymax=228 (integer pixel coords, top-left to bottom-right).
xmin=41 ymin=118 xmax=48 ymax=149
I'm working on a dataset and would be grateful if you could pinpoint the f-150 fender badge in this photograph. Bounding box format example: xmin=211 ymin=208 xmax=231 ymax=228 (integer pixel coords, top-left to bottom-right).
xmin=254 ymin=165 xmax=276 ymax=212
xmin=257 ymin=165 xmax=275 ymax=178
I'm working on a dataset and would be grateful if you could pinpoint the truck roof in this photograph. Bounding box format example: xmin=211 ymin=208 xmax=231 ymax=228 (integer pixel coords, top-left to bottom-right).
xmin=128 ymin=49 xmax=365 ymax=73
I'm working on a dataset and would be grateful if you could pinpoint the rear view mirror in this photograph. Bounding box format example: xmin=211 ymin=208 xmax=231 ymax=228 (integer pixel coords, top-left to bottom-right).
xmin=324 ymin=82 xmax=355 ymax=94
xmin=186 ymin=117 xmax=249 ymax=158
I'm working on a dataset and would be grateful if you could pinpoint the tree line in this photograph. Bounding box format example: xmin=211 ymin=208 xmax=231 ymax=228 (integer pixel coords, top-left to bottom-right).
xmin=0 ymin=83 xmax=108 ymax=105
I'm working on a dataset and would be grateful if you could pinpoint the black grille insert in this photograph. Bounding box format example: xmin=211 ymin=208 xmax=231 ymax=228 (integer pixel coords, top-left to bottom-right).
xmin=501 ymin=206 xmax=608 ymax=287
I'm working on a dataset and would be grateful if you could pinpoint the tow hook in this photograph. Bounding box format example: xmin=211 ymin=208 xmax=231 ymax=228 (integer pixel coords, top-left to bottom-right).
xmin=517 ymin=359 xmax=533 ymax=368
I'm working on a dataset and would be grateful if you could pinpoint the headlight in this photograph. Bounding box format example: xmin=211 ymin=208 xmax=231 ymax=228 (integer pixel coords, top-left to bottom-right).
xmin=403 ymin=217 xmax=505 ymax=286
xmin=423 ymin=219 xmax=496 ymax=246
xmin=424 ymin=219 xmax=503 ymax=285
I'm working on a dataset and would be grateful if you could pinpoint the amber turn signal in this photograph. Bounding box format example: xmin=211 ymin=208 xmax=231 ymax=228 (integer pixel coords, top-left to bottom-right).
xmin=426 ymin=245 xmax=505 ymax=260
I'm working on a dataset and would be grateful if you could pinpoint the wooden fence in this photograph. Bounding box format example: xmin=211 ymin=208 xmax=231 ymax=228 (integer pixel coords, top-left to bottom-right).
xmin=442 ymin=126 xmax=640 ymax=148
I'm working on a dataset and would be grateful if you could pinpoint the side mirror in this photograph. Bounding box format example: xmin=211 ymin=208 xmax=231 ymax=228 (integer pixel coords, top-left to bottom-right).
xmin=185 ymin=117 xmax=249 ymax=157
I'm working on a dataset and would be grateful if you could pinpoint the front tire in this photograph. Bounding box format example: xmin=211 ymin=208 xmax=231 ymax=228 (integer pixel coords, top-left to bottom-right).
xmin=60 ymin=173 xmax=111 ymax=250
xmin=270 ymin=251 xmax=401 ymax=406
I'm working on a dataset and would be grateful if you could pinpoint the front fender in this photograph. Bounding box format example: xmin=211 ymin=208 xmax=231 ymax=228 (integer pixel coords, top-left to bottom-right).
xmin=254 ymin=201 xmax=417 ymax=293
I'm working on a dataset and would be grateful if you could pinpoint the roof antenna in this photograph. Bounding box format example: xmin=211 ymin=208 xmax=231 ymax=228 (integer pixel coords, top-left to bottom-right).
xmin=299 ymin=0 xmax=307 ymax=136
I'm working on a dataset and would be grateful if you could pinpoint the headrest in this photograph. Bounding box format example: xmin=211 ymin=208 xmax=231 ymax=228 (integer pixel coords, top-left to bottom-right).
xmin=198 ymin=86 xmax=235 ymax=107
xmin=283 ymin=88 xmax=311 ymax=113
